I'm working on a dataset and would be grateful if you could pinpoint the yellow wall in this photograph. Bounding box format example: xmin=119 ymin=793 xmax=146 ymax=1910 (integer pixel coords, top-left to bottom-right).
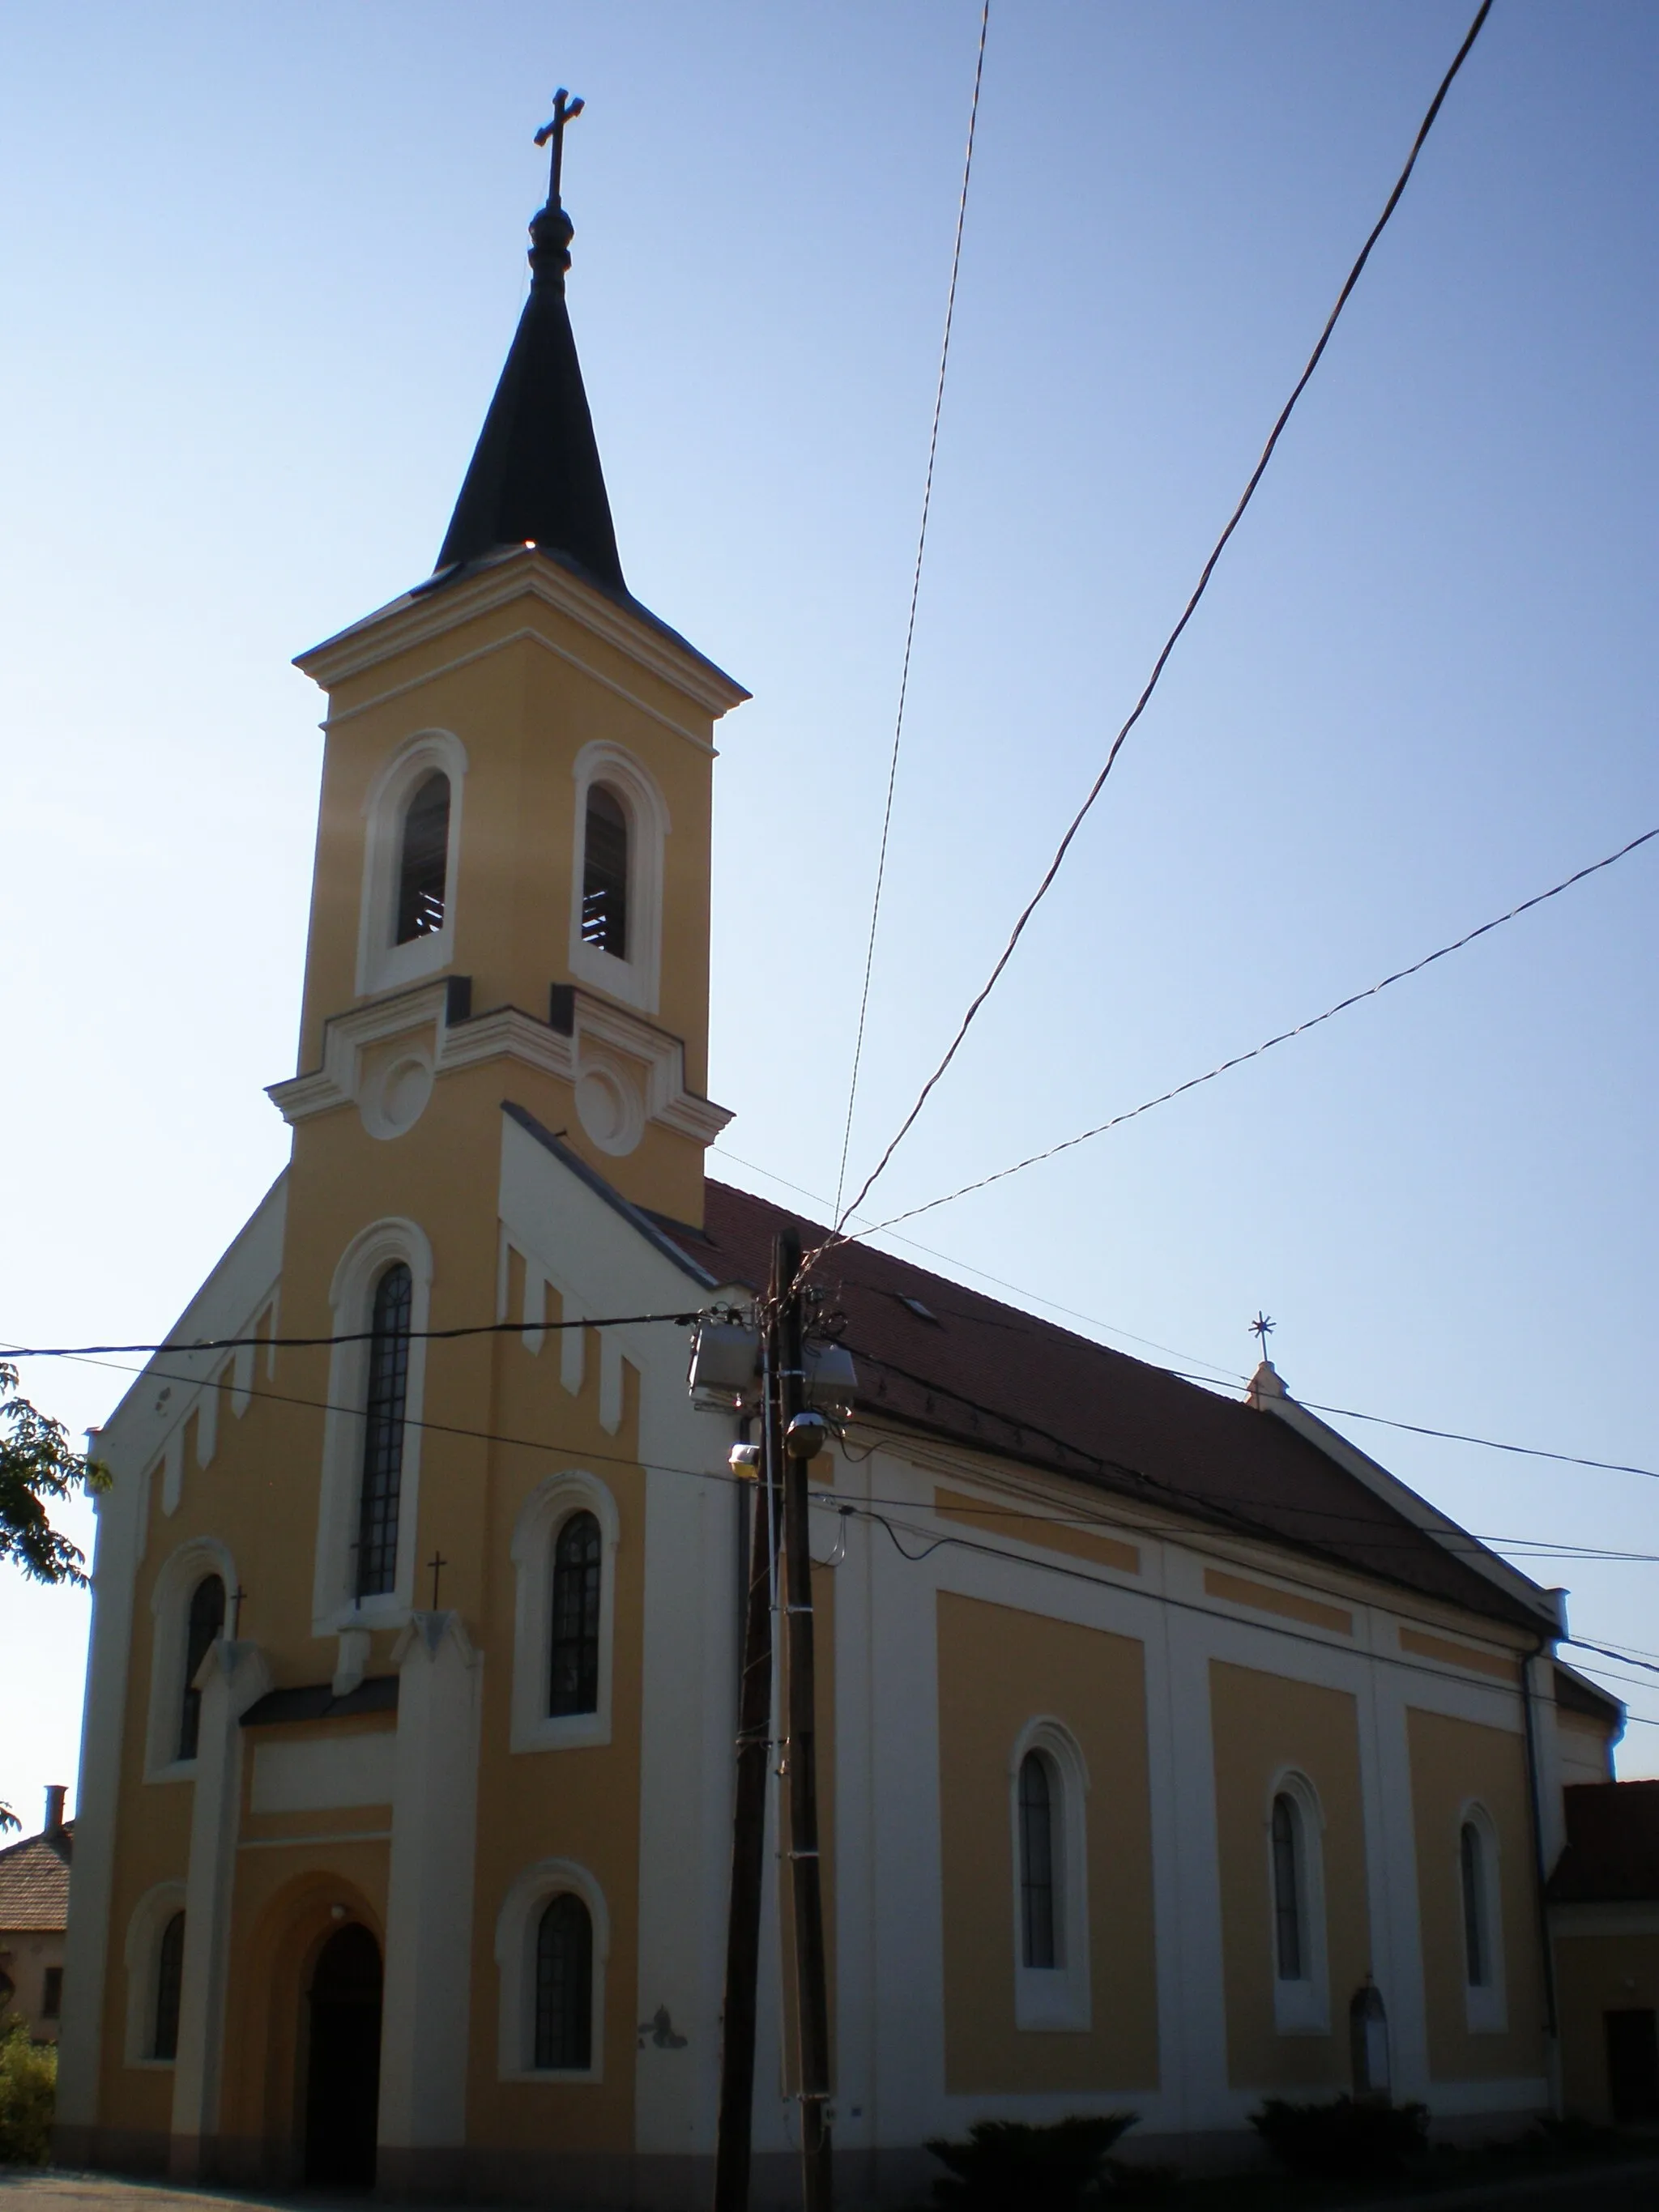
xmin=1555 ymin=1926 xmax=1659 ymax=2122
xmin=1405 ymin=1707 xmax=1545 ymax=2082
xmin=936 ymin=1592 xmax=1158 ymax=2095
xmin=1209 ymin=1661 xmax=1369 ymax=2093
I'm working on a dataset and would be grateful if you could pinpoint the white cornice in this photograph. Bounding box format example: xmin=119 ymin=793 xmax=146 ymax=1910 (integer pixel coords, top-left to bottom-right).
xmin=267 ymin=981 xmax=732 ymax=1151
xmin=294 ymin=548 xmax=749 ymax=719
xmin=1249 ymin=1386 xmax=1559 ymax=1631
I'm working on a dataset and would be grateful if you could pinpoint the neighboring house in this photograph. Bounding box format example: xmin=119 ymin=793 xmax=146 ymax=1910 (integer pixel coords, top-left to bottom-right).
xmin=1549 ymin=1779 xmax=1659 ymax=2125
xmin=0 ymin=1788 xmax=72 ymax=2043
xmin=52 ymin=147 xmax=1631 ymax=2207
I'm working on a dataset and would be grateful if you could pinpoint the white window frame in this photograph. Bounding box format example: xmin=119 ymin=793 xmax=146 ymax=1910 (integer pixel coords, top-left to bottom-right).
xmin=143 ymin=1536 xmax=237 ymax=1783
xmin=311 ymin=1217 xmax=433 ymax=1634
xmin=1267 ymin=1768 xmax=1329 ymax=2035
xmin=122 ymin=1880 xmax=187 ymax=2066
xmin=568 ymin=740 xmax=668 ymax=1016
xmin=510 ymin=1471 xmax=620 ymax=1753
xmin=1009 ymin=1717 xmax=1091 ymax=2032
xmin=494 ymin=1856 xmax=609 ymax=2082
xmin=356 ymin=728 xmax=468 ymax=998
xmin=1457 ymin=1800 xmax=1508 ymax=2034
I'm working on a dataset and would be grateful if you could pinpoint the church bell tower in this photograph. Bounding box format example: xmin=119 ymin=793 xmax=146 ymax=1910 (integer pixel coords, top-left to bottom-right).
xmin=273 ymin=97 xmax=746 ymax=1230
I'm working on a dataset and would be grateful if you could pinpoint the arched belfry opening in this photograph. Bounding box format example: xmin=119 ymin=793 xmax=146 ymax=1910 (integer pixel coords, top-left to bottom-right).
xmin=304 ymin=1920 xmax=382 ymax=2188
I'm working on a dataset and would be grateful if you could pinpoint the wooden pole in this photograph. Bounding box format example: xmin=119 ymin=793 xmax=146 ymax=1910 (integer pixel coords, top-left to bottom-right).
xmin=712 ymin=1255 xmax=783 ymax=2211
xmin=778 ymin=1225 xmax=834 ymax=2212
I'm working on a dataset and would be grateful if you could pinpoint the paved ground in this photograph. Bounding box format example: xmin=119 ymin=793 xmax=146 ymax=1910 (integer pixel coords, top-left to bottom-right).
xmin=6 ymin=2162 xmax=1659 ymax=2210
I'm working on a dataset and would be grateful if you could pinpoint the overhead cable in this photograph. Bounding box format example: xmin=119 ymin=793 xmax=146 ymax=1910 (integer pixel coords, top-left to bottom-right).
xmin=851 ymin=822 xmax=1659 ymax=1238
xmin=823 ymin=0 xmax=1496 ymax=1248
xmin=832 ymin=0 xmax=991 ymax=1222
xmin=1 ymin=1309 xmax=706 ymax=1362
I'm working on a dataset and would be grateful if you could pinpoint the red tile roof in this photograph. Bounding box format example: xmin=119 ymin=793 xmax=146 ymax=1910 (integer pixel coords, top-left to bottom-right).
xmin=1547 ymin=1782 xmax=1659 ymax=1904
xmin=0 ymin=1823 xmax=72 ymax=1933
xmin=663 ymin=1178 xmax=1550 ymax=1634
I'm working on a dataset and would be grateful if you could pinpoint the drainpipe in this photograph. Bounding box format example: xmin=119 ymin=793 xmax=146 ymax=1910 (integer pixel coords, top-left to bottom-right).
xmin=1520 ymin=1637 xmax=1561 ymax=2110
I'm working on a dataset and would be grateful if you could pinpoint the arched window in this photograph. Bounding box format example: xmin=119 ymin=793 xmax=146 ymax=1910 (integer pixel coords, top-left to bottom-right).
xmin=1461 ymin=1821 xmax=1489 ymax=1988
xmin=395 ymin=772 xmax=450 ymax=944
xmin=1018 ymin=1750 xmax=1058 ymax=1969
xmin=153 ymin=1910 xmax=186 ymax=2062
xmin=177 ymin=1573 xmax=226 ymax=1762
xmin=1271 ymin=1792 xmax=1304 ymax=1981
xmin=549 ymin=1511 xmax=602 ymax=1717
xmin=533 ymin=1894 xmax=593 ymax=2071
xmin=355 ymin=1263 xmax=413 ymax=1599
xmin=580 ymin=785 xmax=629 ymax=958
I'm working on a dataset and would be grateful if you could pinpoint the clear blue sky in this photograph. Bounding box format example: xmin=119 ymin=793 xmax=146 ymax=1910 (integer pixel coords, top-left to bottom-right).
xmin=2 ymin=2 xmax=1655 ymax=1823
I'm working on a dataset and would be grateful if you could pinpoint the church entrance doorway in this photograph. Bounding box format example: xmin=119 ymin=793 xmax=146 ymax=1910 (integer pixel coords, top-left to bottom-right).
xmin=303 ymin=1921 xmax=383 ymax=2187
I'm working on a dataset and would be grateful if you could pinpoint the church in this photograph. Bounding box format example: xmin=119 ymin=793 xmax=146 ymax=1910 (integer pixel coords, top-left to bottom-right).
xmin=54 ymin=113 xmax=1633 ymax=2206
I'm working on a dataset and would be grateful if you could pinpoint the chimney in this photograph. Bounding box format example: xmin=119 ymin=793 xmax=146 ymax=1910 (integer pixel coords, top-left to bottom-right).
xmin=44 ymin=1785 xmax=66 ymax=1834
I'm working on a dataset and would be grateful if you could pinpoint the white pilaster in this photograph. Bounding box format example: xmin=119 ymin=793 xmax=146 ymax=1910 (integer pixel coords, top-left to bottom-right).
xmin=378 ymin=1610 xmax=483 ymax=2153
xmin=56 ymin=1472 xmax=144 ymax=2133
xmin=170 ymin=1639 xmax=272 ymax=2171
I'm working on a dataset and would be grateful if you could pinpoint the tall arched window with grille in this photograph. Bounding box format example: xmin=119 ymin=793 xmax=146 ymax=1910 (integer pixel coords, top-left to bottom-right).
xmin=1271 ymin=1792 xmax=1304 ymax=1981
xmin=395 ymin=772 xmax=450 ymax=944
xmin=153 ymin=1910 xmax=186 ymax=2062
xmin=580 ymin=785 xmax=629 ymax=957
xmin=1017 ymin=1750 xmax=1058 ymax=1970
xmin=1461 ymin=1820 xmax=1489 ymax=1988
xmin=355 ymin=1263 xmax=413 ymax=1598
xmin=177 ymin=1573 xmax=226 ymax=1762
xmin=533 ymin=1894 xmax=593 ymax=2071
xmin=548 ymin=1511 xmax=602 ymax=1717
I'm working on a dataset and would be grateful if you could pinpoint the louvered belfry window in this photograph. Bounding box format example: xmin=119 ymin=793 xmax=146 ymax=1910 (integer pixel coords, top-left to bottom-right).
xmin=177 ymin=1573 xmax=226 ymax=1761
xmin=581 ymin=785 xmax=629 ymax=957
xmin=534 ymin=1894 xmax=593 ymax=2070
xmin=395 ymin=772 xmax=450 ymax=944
xmin=153 ymin=1910 xmax=186 ymax=2061
xmin=1018 ymin=1750 xmax=1057 ymax=1969
xmin=355 ymin=1263 xmax=413 ymax=1598
xmin=548 ymin=1511 xmax=603 ymax=1716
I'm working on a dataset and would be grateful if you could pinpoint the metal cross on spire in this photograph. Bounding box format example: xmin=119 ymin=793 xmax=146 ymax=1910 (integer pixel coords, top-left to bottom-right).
xmin=1249 ymin=1311 xmax=1276 ymax=1361
xmin=534 ymin=87 xmax=586 ymax=211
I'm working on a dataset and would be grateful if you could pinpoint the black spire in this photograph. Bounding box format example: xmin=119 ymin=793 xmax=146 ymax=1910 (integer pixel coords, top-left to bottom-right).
xmin=435 ymin=92 xmax=625 ymax=592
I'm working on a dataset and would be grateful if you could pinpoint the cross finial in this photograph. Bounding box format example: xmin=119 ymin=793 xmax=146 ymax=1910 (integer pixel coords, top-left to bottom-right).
xmin=228 ymin=1584 xmax=249 ymax=1639
xmin=1249 ymin=1311 xmax=1275 ymax=1361
xmin=428 ymin=1551 xmax=449 ymax=1612
xmin=534 ymin=87 xmax=586 ymax=211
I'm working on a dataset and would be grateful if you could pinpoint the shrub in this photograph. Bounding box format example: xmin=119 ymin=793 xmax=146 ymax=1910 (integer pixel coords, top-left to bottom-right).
xmin=0 ymin=2016 xmax=56 ymax=2165
xmin=926 ymin=2114 xmax=1139 ymax=2210
xmin=1251 ymin=2095 xmax=1428 ymax=2180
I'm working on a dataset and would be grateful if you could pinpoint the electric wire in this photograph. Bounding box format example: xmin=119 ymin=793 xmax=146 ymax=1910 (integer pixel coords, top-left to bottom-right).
xmin=0 ymin=1310 xmax=706 ymax=1362
xmin=832 ymin=0 xmax=990 ymax=1223
xmin=712 ymin=1141 xmax=1246 ymax=1383
xmin=47 ymin=1347 xmax=1653 ymax=1721
xmin=849 ymin=822 xmax=1659 ymax=1241
xmin=825 ymin=1497 xmax=1659 ymax=1727
xmin=822 ymin=0 xmax=1496 ymax=1251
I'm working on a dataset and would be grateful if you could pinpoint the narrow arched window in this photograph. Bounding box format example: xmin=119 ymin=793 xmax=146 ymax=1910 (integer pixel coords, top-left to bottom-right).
xmin=1272 ymin=1792 xmax=1304 ymax=1980
xmin=1461 ymin=1822 xmax=1488 ymax=1988
xmin=356 ymin=1263 xmax=413 ymax=1598
xmin=549 ymin=1511 xmax=602 ymax=1717
xmin=154 ymin=1910 xmax=186 ymax=2061
xmin=581 ymin=785 xmax=629 ymax=957
xmin=533 ymin=1894 xmax=593 ymax=2070
xmin=395 ymin=772 xmax=450 ymax=944
xmin=177 ymin=1573 xmax=225 ymax=1761
xmin=1018 ymin=1750 xmax=1058 ymax=1969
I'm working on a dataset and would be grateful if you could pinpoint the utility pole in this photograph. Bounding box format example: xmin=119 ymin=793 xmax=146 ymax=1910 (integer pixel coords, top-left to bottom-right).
xmin=709 ymin=1226 xmax=834 ymax=2212
xmin=712 ymin=1255 xmax=783 ymax=2212
xmin=777 ymin=1225 xmax=834 ymax=2212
